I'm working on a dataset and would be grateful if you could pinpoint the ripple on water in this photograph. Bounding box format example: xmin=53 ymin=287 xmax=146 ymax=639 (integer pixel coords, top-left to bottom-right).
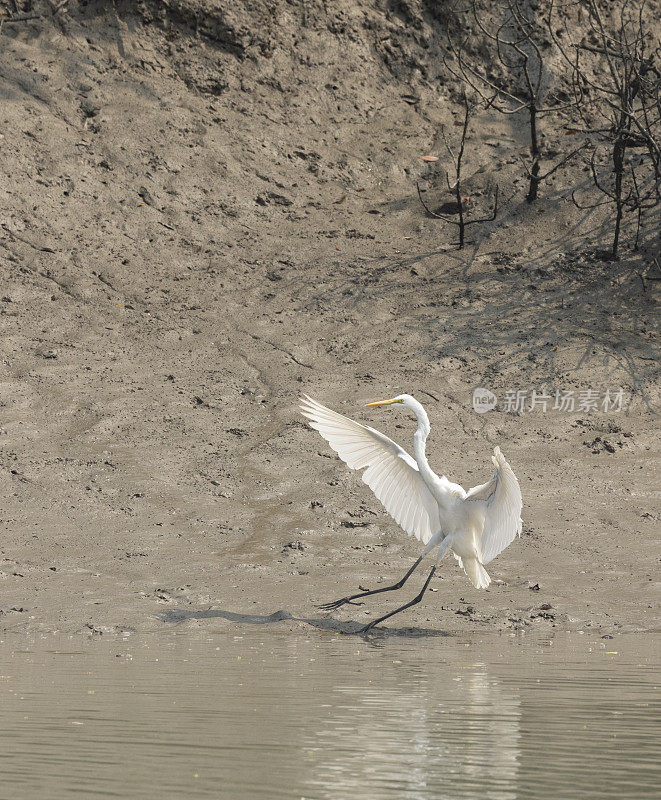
xmin=0 ymin=632 xmax=658 ymax=799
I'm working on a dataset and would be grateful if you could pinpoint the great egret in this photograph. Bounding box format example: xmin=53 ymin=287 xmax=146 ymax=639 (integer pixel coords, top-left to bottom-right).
xmin=300 ymin=394 xmax=522 ymax=633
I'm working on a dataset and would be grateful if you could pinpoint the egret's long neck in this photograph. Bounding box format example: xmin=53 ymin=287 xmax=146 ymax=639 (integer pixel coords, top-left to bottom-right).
xmin=410 ymin=401 xmax=435 ymax=485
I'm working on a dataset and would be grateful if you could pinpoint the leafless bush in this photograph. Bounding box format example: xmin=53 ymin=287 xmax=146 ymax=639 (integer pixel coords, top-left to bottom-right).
xmin=447 ymin=0 xmax=585 ymax=202
xmin=416 ymin=93 xmax=498 ymax=249
xmin=550 ymin=0 xmax=660 ymax=258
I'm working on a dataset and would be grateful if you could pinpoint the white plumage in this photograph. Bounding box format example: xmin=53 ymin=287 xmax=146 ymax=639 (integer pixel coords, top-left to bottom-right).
xmin=465 ymin=446 xmax=523 ymax=565
xmin=300 ymin=394 xmax=522 ymax=592
xmin=300 ymin=395 xmax=440 ymax=545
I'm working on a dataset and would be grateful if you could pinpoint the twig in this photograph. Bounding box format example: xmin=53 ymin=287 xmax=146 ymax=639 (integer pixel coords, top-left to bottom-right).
xmin=538 ymin=143 xmax=589 ymax=181
xmin=466 ymin=184 xmax=499 ymax=224
xmin=1 ymin=13 xmax=41 ymax=23
xmin=416 ymin=182 xmax=452 ymax=221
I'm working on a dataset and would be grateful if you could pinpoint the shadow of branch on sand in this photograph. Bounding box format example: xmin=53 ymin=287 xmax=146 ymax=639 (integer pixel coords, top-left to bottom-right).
xmin=156 ymin=607 xmax=450 ymax=638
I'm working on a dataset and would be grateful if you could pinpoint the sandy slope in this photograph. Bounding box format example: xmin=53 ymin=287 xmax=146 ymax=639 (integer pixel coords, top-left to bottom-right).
xmin=0 ymin=1 xmax=658 ymax=637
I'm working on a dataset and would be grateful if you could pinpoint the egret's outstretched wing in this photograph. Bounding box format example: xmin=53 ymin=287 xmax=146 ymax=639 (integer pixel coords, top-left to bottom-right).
xmin=465 ymin=446 xmax=522 ymax=564
xmin=300 ymin=395 xmax=440 ymax=544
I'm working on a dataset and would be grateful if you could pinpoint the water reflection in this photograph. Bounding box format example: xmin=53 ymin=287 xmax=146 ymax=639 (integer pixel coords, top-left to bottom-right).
xmin=0 ymin=633 xmax=657 ymax=800
xmin=299 ymin=660 xmax=520 ymax=800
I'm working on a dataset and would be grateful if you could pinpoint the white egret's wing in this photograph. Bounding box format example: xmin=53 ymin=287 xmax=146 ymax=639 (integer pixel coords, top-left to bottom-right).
xmin=300 ymin=395 xmax=440 ymax=544
xmin=465 ymin=446 xmax=522 ymax=564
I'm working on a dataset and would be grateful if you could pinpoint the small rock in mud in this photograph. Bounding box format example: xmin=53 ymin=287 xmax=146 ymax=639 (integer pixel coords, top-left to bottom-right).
xmin=256 ymin=192 xmax=292 ymax=207
xmin=138 ymin=186 xmax=156 ymax=206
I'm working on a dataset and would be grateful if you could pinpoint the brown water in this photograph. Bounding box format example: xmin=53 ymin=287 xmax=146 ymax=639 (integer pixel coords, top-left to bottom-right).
xmin=0 ymin=631 xmax=658 ymax=799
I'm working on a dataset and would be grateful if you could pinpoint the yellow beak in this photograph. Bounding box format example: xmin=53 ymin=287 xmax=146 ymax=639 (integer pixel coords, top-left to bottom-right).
xmin=366 ymin=397 xmax=402 ymax=407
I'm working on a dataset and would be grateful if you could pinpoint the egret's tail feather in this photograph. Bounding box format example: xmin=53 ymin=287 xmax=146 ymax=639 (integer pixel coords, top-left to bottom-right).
xmin=461 ymin=557 xmax=491 ymax=589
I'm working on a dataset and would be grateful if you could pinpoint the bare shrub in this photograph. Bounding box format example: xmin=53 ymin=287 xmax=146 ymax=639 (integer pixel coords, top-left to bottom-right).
xmin=447 ymin=0 xmax=585 ymax=202
xmin=549 ymin=0 xmax=660 ymax=258
xmin=416 ymin=94 xmax=499 ymax=249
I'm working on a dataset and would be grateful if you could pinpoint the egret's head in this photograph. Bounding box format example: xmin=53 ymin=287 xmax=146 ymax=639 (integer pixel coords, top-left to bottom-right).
xmin=367 ymin=394 xmax=416 ymax=410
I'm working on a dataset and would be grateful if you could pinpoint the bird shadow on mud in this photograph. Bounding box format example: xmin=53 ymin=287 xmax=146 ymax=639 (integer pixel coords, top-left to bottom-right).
xmin=156 ymin=607 xmax=450 ymax=639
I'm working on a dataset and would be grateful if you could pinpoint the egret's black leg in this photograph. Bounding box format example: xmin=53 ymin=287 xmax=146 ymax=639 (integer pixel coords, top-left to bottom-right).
xmin=359 ymin=565 xmax=436 ymax=634
xmin=317 ymin=555 xmax=424 ymax=611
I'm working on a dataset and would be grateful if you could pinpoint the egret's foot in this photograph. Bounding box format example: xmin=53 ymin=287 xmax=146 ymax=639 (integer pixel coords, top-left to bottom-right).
xmin=317 ymin=597 xmax=364 ymax=611
xmin=355 ymin=564 xmax=437 ymax=635
xmin=316 ymin=556 xmax=426 ymax=615
xmin=358 ymin=621 xmax=379 ymax=635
